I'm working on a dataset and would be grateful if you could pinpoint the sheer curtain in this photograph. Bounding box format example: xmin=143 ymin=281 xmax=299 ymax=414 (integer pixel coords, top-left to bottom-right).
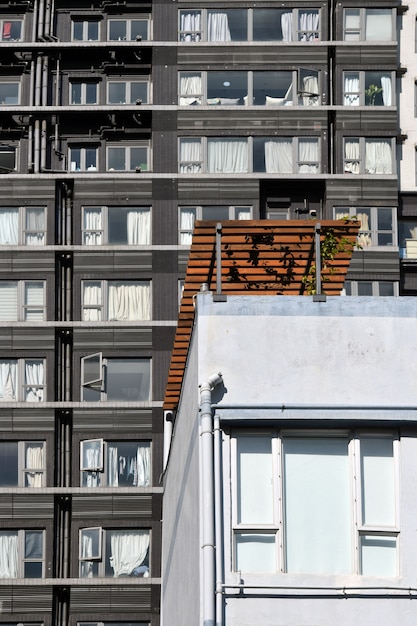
xmin=25 ymin=208 xmax=45 ymax=245
xmin=356 ymin=211 xmax=373 ymax=246
xmin=83 ymin=208 xmax=102 ymax=245
xmin=344 ymin=75 xmax=360 ymax=106
xmin=302 ymin=75 xmax=319 ymax=105
xmin=127 ymin=209 xmax=150 ymax=245
xmin=83 ymin=444 xmax=102 ymax=487
xmin=107 ymin=443 xmax=150 ymax=487
xmin=179 ymin=139 xmax=202 ymax=173
xmin=108 ymin=445 xmax=118 ymax=487
xmin=265 ymin=139 xmax=292 ymax=173
xmin=299 ymin=11 xmax=319 ymax=41
xmin=298 ymin=139 xmax=319 ymax=173
xmin=281 ymin=12 xmax=293 ymax=41
xmin=381 ymin=75 xmax=392 ymax=106
xmin=180 ymin=12 xmax=201 ymax=42
xmin=180 ymin=74 xmax=202 ymax=105
xmin=83 ymin=283 xmax=102 ymax=321
xmin=0 ymin=361 xmax=16 ymax=400
xmin=365 ymin=140 xmax=392 ymax=174
xmin=0 ymin=532 xmax=18 ymax=577
xmin=80 ymin=533 xmax=94 ymax=578
xmin=109 ymin=531 xmax=149 ymax=577
xmin=208 ymin=139 xmax=248 ymax=173
xmin=25 ymin=443 xmax=44 ymax=488
xmin=344 ymin=140 xmax=360 ymax=173
xmin=108 ymin=283 xmax=151 ymax=321
xmin=179 ymin=209 xmax=195 ymax=245
xmin=0 ymin=209 xmax=18 ymax=244
xmin=208 ymin=12 xmax=231 ymax=41
xmin=25 ymin=360 xmax=44 ymax=402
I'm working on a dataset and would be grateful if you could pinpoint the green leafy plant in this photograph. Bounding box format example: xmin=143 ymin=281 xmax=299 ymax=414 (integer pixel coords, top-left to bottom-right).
xmin=365 ymin=84 xmax=382 ymax=105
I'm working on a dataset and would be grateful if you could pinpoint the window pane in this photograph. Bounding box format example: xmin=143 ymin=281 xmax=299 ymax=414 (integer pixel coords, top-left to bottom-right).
xmin=70 ymin=148 xmax=81 ymax=171
xmin=25 ymin=282 xmax=44 ymax=321
xmin=73 ymin=22 xmax=84 ymax=40
xmin=0 ymin=441 xmax=18 ymax=486
xmin=201 ymin=206 xmax=229 ymax=221
xmin=253 ymin=9 xmax=284 ymax=41
xmin=105 ymin=529 xmax=150 ymax=577
xmin=109 ymin=83 xmax=126 ymax=104
xmin=0 ymin=208 xmax=18 ymax=244
xmin=2 ymin=21 xmax=22 ymax=41
xmin=207 ymin=72 xmax=247 ymax=105
xmin=80 ymin=528 xmax=101 ymax=558
xmin=253 ymin=71 xmax=292 ymax=105
xmin=109 ymin=20 xmax=126 ymax=40
xmin=25 ymin=531 xmax=43 ymax=559
xmin=106 ymin=359 xmax=150 ymax=401
xmin=360 ymin=535 xmax=396 ymax=576
xmin=237 ymin=437 xmax=273 ymax=524
xmin=85 ymin=149 xmax=97 ymax=170
xmin=86 ymin=83 xmax=97 ymax=104
xmin=131 ymin=20 xmax=148 ymax=40
xmin=0 ymin=148 xmax=16 ymax=171
xmin=365 ymin=10 xmax=392 ymax=41
xmin=361 ymin=438 xmax=395 ymax=526
xmin=87 ymin=21 xmax=99 ymax=41
xmin=0 ymin=83 xmax=19 ymax=105
xmin=235 ymin=534 xmax=276 ymax=572
xmin=207 ymin=10 xmax=247 ymax=41
xmin=0 ymin=282 xmax=17 ymax=320
xmin=357 ymin=282 xmax=373 ymax=296
xmin=71 ymin=83 xmax=82 ymax=104
xmin=283 ymin=438 xmax=351 ymax=574
xmin=82 ymin=353 xmax=102 ymax=386
xmin=379 ymin=282 xmax=394 ymax=296
xmin=131 ymin=83 xmax=148 ymax=104
xmin=130 ymin=147 xmax=148 ymax=171
xmin=108 ymin=148 xmax=125 ymax=170
xmin=25 ymin=207 xmax=45 ymax=245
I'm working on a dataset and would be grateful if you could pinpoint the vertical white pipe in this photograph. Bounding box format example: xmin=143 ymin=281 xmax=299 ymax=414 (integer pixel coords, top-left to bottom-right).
xmin=35 ymin=55 xmax=42 ymax=106
xmin=163 ymin=411 xmax=173 ymax=470
xmin=32 ymin=0 xmax=38 ymax=42
xmin=34 ymin=119 xmax=40 ymax=173
xmin=41 ymin=119 xmax=47 ymax=170
xmin=213 ymin=414 xmax=224 ymax=626
xmin=37 ymin=0 xmax=45 ymax=39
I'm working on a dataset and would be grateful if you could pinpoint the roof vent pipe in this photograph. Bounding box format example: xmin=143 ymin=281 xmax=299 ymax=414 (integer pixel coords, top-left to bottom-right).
xmin=200 ymin=282 xmax=209 ymax=293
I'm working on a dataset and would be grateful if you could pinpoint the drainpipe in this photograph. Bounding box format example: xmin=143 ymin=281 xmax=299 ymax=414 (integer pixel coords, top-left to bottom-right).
xmin=199 ymin=372 xmax=223 ymax=626
xmin=213 ymin=413 xmax=224 ymax=626
xmin=163 ymin=411 xmax=173 ymax=470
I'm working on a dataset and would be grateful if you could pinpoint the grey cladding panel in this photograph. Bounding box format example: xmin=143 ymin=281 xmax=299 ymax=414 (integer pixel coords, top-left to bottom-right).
xmin=12 ymin=409 xmax=55 ymax=432
xmin=71 ymin=586 xmax=152 ymax=612
xmin=178 ymin=45 xmax=328 ymax=66
xmin=178 ymin=179 xmax=259 ymax=201
xmin=73 ymin=328 xmax=152 ymax=349
xmin=0 ymin=252 xmax=55 ymax=275
xmin=335 ymin=111 xmax=398 ymax=132
xmin=74 ymin=179 xmax=153 ymax=200
xmin=12 ymin=494 xmax=54 ymax=519
xmin=73 ymin=409 xmax=153 ymax=432
xmin=0 ymin=586 xmax=53 ymax=612
xmin=72 ymin=494 xmax=152 ymax=518
xmin=335 ymin=45 xmax=397 ymax=65
xmin=177 ymin=109 xmax=327 ymax=131
xmin=74 ymin=252 xmax=152 ymax=272
xmin=11 ymin=328 xmax=55 ymax=350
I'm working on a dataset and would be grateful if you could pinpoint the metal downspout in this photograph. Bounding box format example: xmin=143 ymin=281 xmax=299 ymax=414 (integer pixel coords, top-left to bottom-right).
xmin=199 ymin=372 xmax=223 ymax=626
xmin=213 ymin=414 xmax=224 ymax=626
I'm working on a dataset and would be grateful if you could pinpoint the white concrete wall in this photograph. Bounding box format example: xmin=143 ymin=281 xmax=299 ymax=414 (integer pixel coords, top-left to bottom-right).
xmin=399 ymin=0 xmax=417 ymax=190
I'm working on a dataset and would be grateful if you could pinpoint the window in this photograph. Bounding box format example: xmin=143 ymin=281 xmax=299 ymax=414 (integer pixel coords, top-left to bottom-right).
xmin=70 ymin=82 xmax=99 ymax=105
xmin=343 ymin=8 xmax=394 ymax=41
xmin=0 ymin=20 xmax=22 ymax=41
xmin=0 ymin=281 xmax=45 ymax=321
xmin=0 ymin=359 xmax=45 ymax=402
xmin=0 ymin=441 xmax=46 ymax=487
xmin=0 ymin=206 xmax=46 ymax=245
xmin=72 ymin=19 xmax=99 ymax=41
xmin=108 ymin=19 xmax=149 ymax=41
xmin=0 ymin=530 xmax=44 ymax=577
xmin=179 ymin=8 xmax=320 ymax=42
xmin=343 ymin=138 xmax=393 ymax=175
xmin=81 ymin=356 xmax=150 ymax=402
xmin=344 ymin=280 xmax=399 ymax=296
xmin=80 ymin=439 xmax=150 ymax=487
xmin=0 ymin=145 xmax=17 ymax=172
xmin=344 ymin=71 xmax=393 ymax=106
xmin=107 ymin=80 xmax=149 ymax=104
xmin=0 ymin=82 xmax=20 ymax=105
xmin=335 ymin=206 xmax=396 ymax=247
xmin=233 ymin=433 xmax=398 ymax=576
xmin=79 ymin=528 xmax=150 ymax=577
xmin=399 ymin=220 xmax=417 ymax=258
xmin=107 ymin=144 xmax=150 ymax=172
xmin=179 ymin=70 xmax=320 ymax=106
xmin=179 ymin=137 xmax=320 ymax=174
xmin=179 ymin=206 xmax=252 ymax=244
xmin=81 ymin=281 xmax=151 ymax=321
xmin=82 ymin=206 xmax=151 ymax=245
xmin=78 ymin=623 xmax=148 ymax=626
xmin=69 ymin=146 xmax=98 ymax=172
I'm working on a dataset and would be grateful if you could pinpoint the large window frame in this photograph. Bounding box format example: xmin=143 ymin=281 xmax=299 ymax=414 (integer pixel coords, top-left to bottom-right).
xmin=0 ymin=19 xmax=23 ymax=41
xmin=69 ymin=146 xmax=98 ymax=172
xmin=0 ymin=280 xmax=46 ymax=321
xmin=334 ymin=206 xmax=396 ymax=248
xmin=0 ymin=82 xmax=20 ymax=105
xmin=108 ymin=18 xmax=150 ymax=41
xmin=81 ymin=205 xmax=151 ymax=245
xmin=0 ymin=206 xmax=46 ymax=245
xmin=0 ymin=359 xmax=46 ymax=402
xmin=231 ymin=431 xmax=399 ymax=576
xmin=81 ymin=355 xmax=151 ymax=402
xmin=81 ymin=280 xmax=151 ymax=321
xmin=107 ymin=80 xmax=150 ymax=105
xmin=80 ymin=438 xmax=150 ymax=487
xmin=0 ymin=441 xmax=46 ymax=487
xmin=179 ymin=205 xmax=252 ymax=244
xmin=71 ymin=19 xmax=100 ymax=41
xmin=343 ymin=8 xmax=395 ymax=41
xmin=343 ymin=137 xmax=394 ymax=175
xmin=79 ymin=527 xmax=150 ymax=578
xmin=106 ymin=144 xmax=150 ymax=172
xmin=344 ymin=280 xmax=399 ymax=297
xmin=0 ymin=144 xmax=17 ymax=172
xmin=343 ymin=71 xmax=394 ymax=106
xmin=70 ymin=81 xmax=99 ymax=105
xmin=178 ymin=8 xmax=321 ymax=42
xmin=0 ymin=529 xmax=44 ymax=578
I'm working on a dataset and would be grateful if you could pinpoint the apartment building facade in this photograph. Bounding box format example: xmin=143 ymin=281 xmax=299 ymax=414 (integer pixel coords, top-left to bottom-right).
xmin=0 ymin=0 xmax=404 ymax=625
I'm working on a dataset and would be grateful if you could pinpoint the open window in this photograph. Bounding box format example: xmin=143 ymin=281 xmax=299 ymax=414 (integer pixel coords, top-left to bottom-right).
xmin=80 ymin=439 xmax=104 ymax=472
xmin=80 ymin=439 xmax=150 ymax=487
xmin=81 ymin=353 xmax=103 ymax=388
xmin=81 ymin=356 xmax=151 ymax=402
xmin=298 ymin=68 xmax=319 ymax=105
xmin=79 ymin=527 xmax=103 ymax=577
xmin=79 ymin=527 xmax=149 ymax=578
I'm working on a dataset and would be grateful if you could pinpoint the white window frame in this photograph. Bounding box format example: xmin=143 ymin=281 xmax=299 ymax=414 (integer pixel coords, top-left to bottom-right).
xmin=0 ymin=19 xmax=23 ymax=42
xmin=0 ymin=358 xmax=46 ymax=402
xmin=80 ymin=355 xmax=151 ymax=402
xmin=178 ymin=205 xmax=252 ymax=244
xmin=343 ymin=8 xmax=396 ymax=41
xmin=0 ymin=81 xmax=20 ymax=105
xmin=334 ymin=206 xmax=396 ymax=248
xmin=0 ymin=206 xmax=46 ymax=246
xmin=0 ymin=440 xmax=46 ymax=487
xmin=0 ymin=280 xmax=46 ymax=321
xmin=79 ymin=527 xmax=150 ymax=577
xmin=343 ymin=70 xmax=394 ymax=106
xmin=0 ymin=529 xmax=45 ymax=578
xmin=178 ymin=8 xmax=321 ymax=42
xmin=106 ymin=144 xmax=150 ymax=172
xmin=343 ymin=280 xmax=399 ymax=297
xmin=231 ymin=431 xmax=399 ymax=576
xmin=81 ymin=205 xmax=151 ymax=245
xmin=343 ymin=137 xmax=394 ymax=175
xmin=81 ymin=280 xmax=151 ymax=321
xmin=107 ymin=17 xmax=150 ymax=41
xmin=71 ymin=19 xmax=100 ymax=41
xmin=80 ymin=438 xmax=150 ymax=487
xmin=107 ymin=79 xmax=150 ymax=105
xmin=69 ymin=81 xmax=99 ymax=105
xmin=69 ymin=146 xmax=98 ymax=172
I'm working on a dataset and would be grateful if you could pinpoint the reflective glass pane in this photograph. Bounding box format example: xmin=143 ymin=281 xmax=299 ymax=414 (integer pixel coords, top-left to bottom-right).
xmin=201 ymin=206 xmax=229 ymax=221
xmin=357 ymin=282 xmax=373 ymax=296
xmin=86 ymin=83 xmax=97 ymax=104
xmin=106 ymin=359 xmax=150 ymax=401
xmin=379 ymin=282 xmax=394 ymax=296
xmin=237 ymin=437 xmax=273 ymax=524
xmin=207 ymin=71 xmax=247 ymax=104
xmin=108 ymin=148 xmax=125 ymax=170
xmin=360 ymin=535 xmax=396 ymax=576
xmin=25 ymin=530 xmax=43 ymax=559
xmin=365 ymin=72 xmax=389 ymax=106
xmin=131 ymin=20 xmax=148 ymax=40
xmin=108 ymin=83 xmax=126 ymax=104
xmin=70 ymin=148 xmax=81 ymax=171
xmin=0 ymin=441 xmax=18 ymax=486
xmin=0 ymin=83 xmax=19 ymax=105
xmin=130 ymin=147 xmax=148 ymax=171
xmin=361 ymin=438 xmax=395 ymax=526
xmin=72 ymin=21 xmax=83 ymax=40
xmin=71 ymin=83 xmax=82 ymax=104
xmin=0 ymin=148 xmax=15 ymax=171
xmin=235 ymin=534 xmax=276 ymax=572
xmin=87 ymin=21 xmax=99 ymax=41
xmin=131 ymin=83 xmax=148 ymax=103
xmin=109 ymin=20 xmax=126 ymax=40
xmin=253 ymin=9 xmax=285 ymax=41
xmin=85 ymin=149 xmax=97 ymax=170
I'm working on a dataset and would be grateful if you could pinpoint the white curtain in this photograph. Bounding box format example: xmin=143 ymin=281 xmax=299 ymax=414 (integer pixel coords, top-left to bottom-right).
xmin=208 ymin=12 xmax=231 ymax=41
xmin=281 ymin=12 xmax=293 ymax=41
xmin=237 ymin=209 xmax=251 ymax=220
xmin=25 ymin=282 xmax=44 ymax=321
xmin=208 ymin=139 xmax=248 ymax=173
xmin=108 ymin=445 xmax=119 ymax=487
xmin=365 ymin=140 xmax=392 ymax=174
xmin=25 ymin=360 xmax=44 ymax=402
xmin=356 ymin=211 xmax=373 ymax=246
xmin=299 ymin=11 xmax=319 ymax=41
xmin=265 ymin=139 xmax=293 ymax=173
xmin=83 ymin=208 xmax=102 ymax=245
xmin=108 ymin=283 xmax=151 ymax=321
xmin=127 ymin=209 xmax=150 ymax=245
xmin=344 ymin=140 xmax=360 ymax=174
xmin=80 ymin=533 xmax=94 ymax=578
xmin=381 ymin=75 xmax=392 ymax=106
xmin=84 ymin=444 xmax=101 ymax=487
xmin=180 ymin=12 xmax=201 ymax=42
xmin=0 ymin=361 xmax=16 ymax=400
xmin=0 ymin=209 xmax=18 ymax=244
xmin=344 ymin=75 xmax=360 ymax=106
xmin=302 ymin=75 xmax=319 ymax=105
xmin=107 ymin=444 xmax=150 ymax=487
xmin=109 ymin=531 xmax=149 ymax=577
xmin=0 ymin=532 xmax=18 ymax=577
xmin=137 ymin=445 xmax=150 ymax=487
xmin=25 ymin=208 xmax=45 ymax=245
xmin=179 ymin=209 xmax=195 ymax=245
xmin=298 ymin=139 xmax=319 ymax=173
xmin=82 ymin=283 xmax=102 ymax=321
xmin=179 ymin=139 xmax=202 ymax=173
xmin=25 ymin=443 xmax=44 ymax=488
xmin=180 ymin=74 xmax=202 ymax=105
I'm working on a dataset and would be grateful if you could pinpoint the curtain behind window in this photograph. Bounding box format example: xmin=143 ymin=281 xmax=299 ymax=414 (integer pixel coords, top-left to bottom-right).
xmin=365 ymin=140 xmax=392 ymax=174
xmin=180 ymin=12 xmax=201 ymax=42
xmin=0 ymin=361 xmax=16 ymax=400
xmin=25 ymin=443 xmax=44 ymax=487
xmin=264 ymin=139 xmax=292 ymax=173
xmin=0 ymin=209 xmax=18 ymax=244
xmin=25 ymin=208 xmax=45 ymax=245
xmin=24 ymin=360 xmax=44 ymax=402
xmin=0 ymin=532 xmax=18 ymax=577
xmin=83 ymin=208 xmax=102 ymax=245
xmin=208 ymin=12 xmax=231 ymax=41
xmin=208 ymin=139 xmax=248 ymax=173
xmin=109 ymin=531 xmax=149 ymax=577
xmin=180 ymin=74 xmax=202 ymax=105
xmin=127 ymin=209 xmax=150 ymax=245
xmin=108 ymin=283 xmax=150 ymax=321
xmin=281 ymin=12 xmax=293 ymax=41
